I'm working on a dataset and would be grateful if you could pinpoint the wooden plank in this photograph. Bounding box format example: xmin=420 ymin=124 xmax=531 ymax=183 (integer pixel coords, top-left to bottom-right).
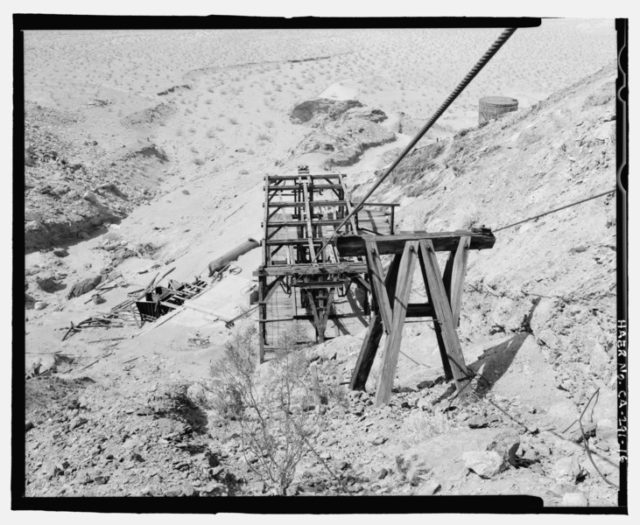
xmin=294 ymin=280 xmax=349 ymax=289
xmin=301 ymin=180 xmax=317 ymax=262
xmin=418 ymin=245 xmax=453 ymax=380
xmin=338 ymin=173 xmax=359 ymax=235
xmin=350 ymin=253 xmax=401 ymax=391
xmin=258 ymin=274 xmax=267 ymax=363
xmin=336 ymin=230 xmax=495 ymax=256
xmin=268 ymin=200 xmax=350 ymax=208
xmin=266 ymin=174 xmax=343 ymax=181
xmin=267 ymin=219 xmax=344 ymax=227
xmin=350 ymin=312 xmax=383 ymax=390
xmin=375 ymin=241 xmax=418 ymax=405
xmin=418 ymin=240 xmax=470 ymax=390
xmin=304 ymin=290 xmax=323 ymax=342
xmin=318 ymin=290 xmax=335 ymax=339
xmin=268 ymin=200 xmax=400 ymax=209
xmin=159 ymin=301 xmax=179 ymax=309
xmin=262 ymin=176 xmax=270 ymax=266
xmin=265 ymin=238 xmax=329 ymax=246
xmin=267 ymin=183 xmax=341 ymax=190
xmin=365 ymin=239 xmax=393 ymax=334
xmin=257 ymin=262 xmax=368 ymax=277
xmin=449 ymin=236 xmax=470 ymax=327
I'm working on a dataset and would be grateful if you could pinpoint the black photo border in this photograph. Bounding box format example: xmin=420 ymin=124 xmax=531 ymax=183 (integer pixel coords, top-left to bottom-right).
xmin=11 ymin=13 xmax=628 ymax=515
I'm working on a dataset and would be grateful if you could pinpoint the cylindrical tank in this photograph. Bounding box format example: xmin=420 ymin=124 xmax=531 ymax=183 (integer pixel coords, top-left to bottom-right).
xmin=207 ymin=238 xmax=260 ymax=277
xmin=478 ymin=96 xmax=518 ymax=126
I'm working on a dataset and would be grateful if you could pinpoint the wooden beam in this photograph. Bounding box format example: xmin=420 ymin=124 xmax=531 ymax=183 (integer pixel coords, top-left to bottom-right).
xmin=448 ymin=236 xmax=470 ymax=327
xmin=375 ymin=241 xmax=418 ymax=405
xmin=267 ymin=219 xmax=344 ymax=227
xmin=336 ymin=229 xmax=495 ymax=256
xmin=266 ymin=174 xmax=343 ymax=181
xmin=302 ymin=180 xmax=317 ymax=262
xmin=265 ymin=238 xmax=329 ymax=246
xmin=418 ymin=240 xmax=470 ymax=391
xmin=318 ymin=291 xmax=335 ymax=339
xmin=304 ymin=290 xmax=323 ymax=343
xmin=365 ymin=238 xmax=393 ymax=334
xmin=338 ymin=173 xmax=359 ymax=235
xmin=268 ymin=200 xmax=350 ymax=208
xmin=350 ymin=253 xmax=401 ymax=390
xmin=267 ymin=183 xmax=342 ymax=190
xmin=351 ymin=312 xmax=383 ymax=390
xmin=258 ymin=274 xmax=267 ymax=363
xmin=257 ymin=262 xmax=368 ymax=277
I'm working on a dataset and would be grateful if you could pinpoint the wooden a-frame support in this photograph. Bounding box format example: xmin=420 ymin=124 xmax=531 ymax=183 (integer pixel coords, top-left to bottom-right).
xmin=350 ymin=235 xmax=472 ymax=405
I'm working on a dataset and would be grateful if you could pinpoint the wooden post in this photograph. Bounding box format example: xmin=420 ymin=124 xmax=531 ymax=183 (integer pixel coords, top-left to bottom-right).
xmin=302 ymin=179 xmax=317 ymax=262
xmin=418 ymin=240 xmax=470 ymax=391
xmin=350 ymin=254 xmax=401 ymax=390
xmin=375 ymin=241 xmax=418 ymax=405
xmin=450 ymin=236 xmax=470 ymax=327
xmin=364 ymin=238 xmax=394 ymax=333
xmin=304 ymin=289 xmax=323 ymax=343
xmin=258 ymin=273 xmax=267 ymax=363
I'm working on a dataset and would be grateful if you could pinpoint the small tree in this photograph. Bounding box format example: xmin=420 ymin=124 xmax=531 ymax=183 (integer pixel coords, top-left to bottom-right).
xmin=211 ymin=327 xmax=321 ymax=495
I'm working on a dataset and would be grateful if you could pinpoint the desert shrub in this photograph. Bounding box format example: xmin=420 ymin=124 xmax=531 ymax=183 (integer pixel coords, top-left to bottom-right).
xmin=210 ymin=328 xmax=329 ymax=495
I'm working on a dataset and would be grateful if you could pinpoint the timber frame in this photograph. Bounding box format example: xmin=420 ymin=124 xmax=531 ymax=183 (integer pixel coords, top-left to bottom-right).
xmin=256 ymin=166 xmax=398 ymax=362
xmin=336 ymin=228 xmax=495 ymax=405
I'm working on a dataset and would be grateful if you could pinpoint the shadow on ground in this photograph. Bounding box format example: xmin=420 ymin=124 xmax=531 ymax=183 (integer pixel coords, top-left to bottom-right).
xmin=467 ymin=332 xmax=529 ymax=397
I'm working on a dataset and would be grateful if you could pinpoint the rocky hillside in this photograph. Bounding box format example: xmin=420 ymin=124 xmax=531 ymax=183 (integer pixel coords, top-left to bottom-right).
xmin=363 ymin=63 xmax=617 ymax=407
xmin=24 ymin=102 xmax=171 ymax=253
xmin=24 ymin=63 xmax=620 ymax=505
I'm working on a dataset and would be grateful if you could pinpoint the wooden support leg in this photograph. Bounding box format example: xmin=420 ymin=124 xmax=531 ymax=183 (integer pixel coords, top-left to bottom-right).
xmin=442 ymin=235 xmax=470 ymax=327
xmin=305 ymin=289 xmax=324 ymax=343
xmin=449 ymin=236 xmax=470 ymax=327
xmin=418 ymin=240 xmax=471 ymax=391
xmin=318 ymin=289 xmax=335 ymax=340
xmin=258 ymin=274 xmax=267 ymax=363
xmin=350 ymin=311 xmax=384 ymax=391
xmin=350 ymin=254 xmax=401 ymax=391
xmin=375 ymin=241 xmax=418 ymax=405
xmin=365 ymin=238 xmax=394 ymax=333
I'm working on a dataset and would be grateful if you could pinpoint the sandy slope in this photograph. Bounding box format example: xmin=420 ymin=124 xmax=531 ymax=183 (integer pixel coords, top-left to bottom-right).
xmin=22 ymin=22 xmax=620 ymax=503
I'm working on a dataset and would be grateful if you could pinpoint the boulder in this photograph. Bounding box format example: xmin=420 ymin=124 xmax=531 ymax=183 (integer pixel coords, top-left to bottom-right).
xmin=462 ymin=450 xmax=505 ymax=478
xmin=486 ymin=430 xmax=521 ymax=466
xmin=290 ymin=98 xmax=363 ymax=124
xmin=552 ymin=456 xmax=584 ymax=484
xmin=67 ymin=274 xmax=103 ymax=299
xmin=36 ymin=273 xmax=65 ymax=293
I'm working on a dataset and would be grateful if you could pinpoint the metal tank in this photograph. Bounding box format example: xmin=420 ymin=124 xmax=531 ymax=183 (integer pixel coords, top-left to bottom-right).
xmin=478 ymin=96 xmax=519 ymax=125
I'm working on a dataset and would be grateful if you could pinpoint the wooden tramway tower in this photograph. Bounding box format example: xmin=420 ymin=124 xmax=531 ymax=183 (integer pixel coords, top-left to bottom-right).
xmin=256 ymin=166 xmax=398 ymax=362
xmin=255 ymin=27 xmax=514 ymax=403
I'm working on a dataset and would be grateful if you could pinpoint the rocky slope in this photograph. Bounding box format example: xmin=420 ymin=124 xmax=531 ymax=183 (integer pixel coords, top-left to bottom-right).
xmin=24 ymin=102 xmax=171 ymax=253
xmin=24 ymin=63 xmax=620 ymax=505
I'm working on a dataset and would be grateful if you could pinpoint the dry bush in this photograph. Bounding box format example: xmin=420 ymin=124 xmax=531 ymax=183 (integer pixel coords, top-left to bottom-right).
xmin=210 ymin=327 xmax=329 ymax=495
